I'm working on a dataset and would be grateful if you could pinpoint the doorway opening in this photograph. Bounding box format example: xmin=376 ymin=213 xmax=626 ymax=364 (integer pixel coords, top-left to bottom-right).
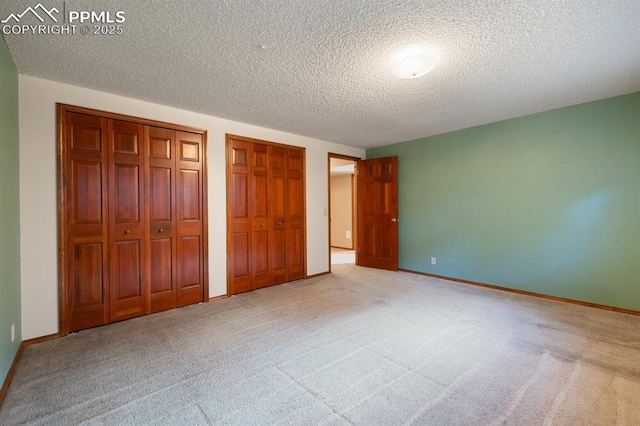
xmin=328 ymin=153 xmax=360 ymax=270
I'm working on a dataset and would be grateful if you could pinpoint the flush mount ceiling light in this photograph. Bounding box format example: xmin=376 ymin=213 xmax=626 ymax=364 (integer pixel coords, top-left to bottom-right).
xmin=391 ymin=46 xmax=439 ymax=79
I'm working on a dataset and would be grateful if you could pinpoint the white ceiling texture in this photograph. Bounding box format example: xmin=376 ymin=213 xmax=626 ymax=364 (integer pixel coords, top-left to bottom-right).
xmin=2 ymin=0 xmax=639 ymax=148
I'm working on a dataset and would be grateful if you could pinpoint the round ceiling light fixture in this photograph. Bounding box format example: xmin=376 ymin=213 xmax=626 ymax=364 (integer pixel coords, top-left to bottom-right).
xmin=391 ymin=45 xmax=439 ymax=79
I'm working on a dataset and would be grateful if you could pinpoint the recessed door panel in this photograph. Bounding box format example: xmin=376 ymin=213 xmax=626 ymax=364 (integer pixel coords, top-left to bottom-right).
xmin=114 ymin=164 xmax=140 ymax=222
xmin=180 ymin=170 xmax=200 ymax=221
xmin=150 ymin=167 xmax=172 ymax=222
xmin=180 ymin=236 xmax=201 ymax=288
xmin=72 ymin=126 xmax=101 ymax=151
xmin=113 ymin=129 xmax=139 ymax=155
xmin=232 ymin=147 xmax=248 ymax=166
xmin=73 ymin=161 xmax=103 ymax=225
xmin=150 ymin=238 xmax=173 ymax=294
xmin=232 ymin=174 xmax=249 ymax=219
xmin=181 ymin=141 xmax=199 ymax=162
xmin=112 ymin=240 xmax=142 ymax=300
xmin=253 ymin=229 xmax=270 ymax=288
xmin=149 ymin=135 xmax=171 ymax=159
xmin=73 ymin=243 xmax=104 ymax=308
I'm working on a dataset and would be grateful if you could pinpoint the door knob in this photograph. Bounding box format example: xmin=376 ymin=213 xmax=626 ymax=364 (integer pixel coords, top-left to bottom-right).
xmin=260 ymin=223 xmax=264 ymax=227
xmin=124 ymin=230 xmax=130 ymax=234
xmin=391 ymin=218 xmax=398 ymax=223
xmin=159 ymin=229 xmax=164 ymax=233
xmin=278 ymin=222 xmax=282 ymax=226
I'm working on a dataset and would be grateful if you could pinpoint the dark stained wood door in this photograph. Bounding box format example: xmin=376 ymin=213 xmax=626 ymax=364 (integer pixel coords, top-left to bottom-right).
xmin=270 ymin=146 xmax=287 ymax=285
xmin=175 ymin=131 xmax=205 ymax=306
xmin=356 ymin=156 xmax=399 ymax=270
xmin=228 ymin=139 xmax=253 ymax=293
xmin=59 ymin=104 xmax=208 ymax=334
xmin=252 ymin=143 xmax=272 ymax=289
xmin=108 ymin=120 xmax=148 ymax=322
xmin=65 ymin=112 xmax=110 ymax=331
xmin=286 ymin=149 xmax=305 ymax=280
xmin=147 ymin=126 xmax=178 ymax=312
xmin=227 ymin=140 xmax=274 ymax=291
xmin=226 ymin=135 xmax=306 ymax=294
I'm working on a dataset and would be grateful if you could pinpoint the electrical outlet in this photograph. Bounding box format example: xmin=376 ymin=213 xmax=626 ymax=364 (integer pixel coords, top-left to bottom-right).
xmin=346 ymin=230 xmax=351 ymax=239
xmin=430 ymin=257 xmax=437 ymax=266
xmin=11 ymin=323 xmax=15 ymax=343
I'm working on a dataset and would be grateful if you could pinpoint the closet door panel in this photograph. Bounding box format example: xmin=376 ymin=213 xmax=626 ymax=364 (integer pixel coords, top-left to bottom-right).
xmin=67 ymin=113 xmax=109 ymax=331
xmin=228 ymin=140 xmax=252 ymax=293
xmin=176 ymin=131 xmax=204 ymax=306
xmin=147 ymin=127 xmax=177 ymax=312
xmin=72 ymin=242 xmax=104 ymax=313
xmin=286 ymin=149 xmax=305 ymax=280
xmin=109 ymin=120 xmax=147 ymax=322
xmin=252 ymin=144 xmax=271 ymax=288
xmin=150 ymin=238 xmax=173 ymax=291
xmin=180 ymin=235 xmax=201 ymax=289
xmin=269 ymin=146 xmax=287 ymax=284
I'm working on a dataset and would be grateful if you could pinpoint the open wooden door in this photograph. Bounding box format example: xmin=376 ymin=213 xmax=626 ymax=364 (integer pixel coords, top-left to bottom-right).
xmin=356 ymin=156 xmax=399 ymax=270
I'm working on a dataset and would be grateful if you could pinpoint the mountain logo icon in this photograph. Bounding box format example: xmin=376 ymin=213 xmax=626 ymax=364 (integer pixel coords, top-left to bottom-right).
xmin=2 ymin=3 xmax=59 ymax=24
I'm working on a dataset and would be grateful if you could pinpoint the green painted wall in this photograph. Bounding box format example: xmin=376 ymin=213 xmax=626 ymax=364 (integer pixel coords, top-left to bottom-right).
xmin=0 ymin=37 xmax=21 ymax=385
xmin=368 ymin=92 xmax=640 ymax=311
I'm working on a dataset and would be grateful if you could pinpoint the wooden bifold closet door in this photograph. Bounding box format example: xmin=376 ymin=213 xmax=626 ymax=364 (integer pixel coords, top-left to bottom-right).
xmin=59 ymin=105 xmax=207 ymax=334
xmin=226 ymin=134 xmax=306 ymax=294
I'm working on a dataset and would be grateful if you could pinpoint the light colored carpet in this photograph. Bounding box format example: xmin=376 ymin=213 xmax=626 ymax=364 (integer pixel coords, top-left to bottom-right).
xmin=2 ymin=264 xmax=640 ymax=425
xmin=331 ymin=248 xmax=355 ymax=265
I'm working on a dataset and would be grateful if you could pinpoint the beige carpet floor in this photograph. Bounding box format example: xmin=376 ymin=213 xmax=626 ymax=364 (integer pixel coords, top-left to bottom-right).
xmin=1 ymin=264 xmax=640 ymax=425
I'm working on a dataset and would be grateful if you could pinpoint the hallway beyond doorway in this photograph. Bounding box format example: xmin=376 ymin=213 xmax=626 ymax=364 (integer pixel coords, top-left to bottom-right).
xmin=331 ymin=247 xmax=355 ymax=265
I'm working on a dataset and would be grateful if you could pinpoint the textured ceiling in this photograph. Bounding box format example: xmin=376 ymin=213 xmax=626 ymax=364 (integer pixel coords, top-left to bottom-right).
xmin=2 ymin=0 xmax=639 ymax=148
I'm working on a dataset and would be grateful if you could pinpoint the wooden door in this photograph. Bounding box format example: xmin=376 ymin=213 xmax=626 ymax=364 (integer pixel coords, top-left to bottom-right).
xmin=251 ymin=143 xmax=272 ymax=289
xmin=58 ymin=104 xmax=208 ymax=335
xmin=226 ymin=135 xmax=306 ymax=294
xmin=286 ymin=149 xmax=305 ymax=280
xmin=356 ymin=156 xmax=399 ymax=270
xmin=270 ymin=146 xmax=288 ymax=285
xmin=65 ymin=112 xmax=110 ymax=331
xmin=108 ymin=120 xmax=148 ymax=322
xmin=228 ymin=139 xmax=253 ymax=293
xmin=176 ymin=131 xmax=205 ymax=306
xmin=147 ymin=126 xmax=177 ymax=312
xmin=227 ymin=139 xmax=274 ymax=291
